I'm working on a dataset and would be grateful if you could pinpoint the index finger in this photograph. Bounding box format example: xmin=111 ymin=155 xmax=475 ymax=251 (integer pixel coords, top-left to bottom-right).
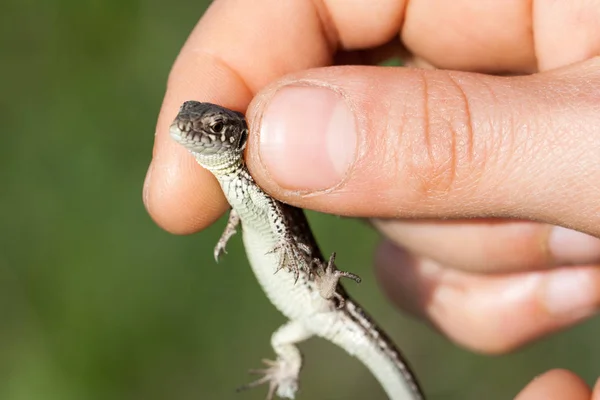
xmin=143 ymin=0 xmax=405 ymax=234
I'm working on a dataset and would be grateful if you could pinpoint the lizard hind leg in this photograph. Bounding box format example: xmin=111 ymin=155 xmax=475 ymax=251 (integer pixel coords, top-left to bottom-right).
xmin=238 ymin=321 xmax=313 ymax=399
xmin=237 ymin=359 xmax=296 ymax=400
xmin=310 ymin=252 xmax=362 ymax=307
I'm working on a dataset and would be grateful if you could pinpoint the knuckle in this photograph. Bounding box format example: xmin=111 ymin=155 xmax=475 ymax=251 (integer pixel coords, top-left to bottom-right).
xmin=402 ymin=72 xmax=491 ymax=208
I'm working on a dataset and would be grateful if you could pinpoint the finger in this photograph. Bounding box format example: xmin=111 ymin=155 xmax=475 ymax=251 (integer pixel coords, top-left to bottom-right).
xmin=247 ymin=59 xmax=600 ymax=236
xmin=515 ymin=369 xmax=591 ymax=400
xmin=144 ymin=0 xmax=332 ymax=234
xmin=372 ymin=219 xmax=600 ymax=272
xmin=375 ymin=241 xmax=600 ymax=353
xmin=144 ymin=0 xmax=409 ymax=234
xmin=402 ymin=0 xmax=535 ymax=73
xmin=533 ymin=0 xmax=600 ymax=71
xmin=594 ymin=377 xmax=600 ymax=400
xmin=402 ymin=0 xmax=600 ymax=73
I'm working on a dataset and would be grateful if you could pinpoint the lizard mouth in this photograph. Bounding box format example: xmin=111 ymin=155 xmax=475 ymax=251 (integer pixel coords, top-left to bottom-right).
xmin=169 ymin=120 xmax=224 ymax=155
xmin=169 ymin=121 xmax=186 ymax=142
xmin=169 ymin=120 xmax=201 ymax=148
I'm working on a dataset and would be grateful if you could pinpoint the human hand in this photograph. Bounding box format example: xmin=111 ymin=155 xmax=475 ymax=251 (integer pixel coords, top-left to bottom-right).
xmin=515 ymin=369 xmax=598 ymax=400
xmin=144 ymin=0 xmax=600 ymax=395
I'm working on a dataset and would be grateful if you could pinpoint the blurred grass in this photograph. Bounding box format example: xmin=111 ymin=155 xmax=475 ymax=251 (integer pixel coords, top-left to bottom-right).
xmin=0 ymin=0 xmax=598 ymax=399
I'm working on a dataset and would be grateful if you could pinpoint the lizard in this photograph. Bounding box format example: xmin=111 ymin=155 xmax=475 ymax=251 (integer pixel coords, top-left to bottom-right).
xmin=169 ymin=100 xmax=425 ymax=400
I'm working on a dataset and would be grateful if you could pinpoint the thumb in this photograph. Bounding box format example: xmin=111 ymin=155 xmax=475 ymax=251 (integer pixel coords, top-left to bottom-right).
xmin=246 ymin=59 xmax=600 ymax=236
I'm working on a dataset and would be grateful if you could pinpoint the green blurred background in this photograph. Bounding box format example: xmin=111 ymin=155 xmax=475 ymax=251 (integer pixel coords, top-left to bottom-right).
xmin=1 ymin=0 xmax=598 ymax=399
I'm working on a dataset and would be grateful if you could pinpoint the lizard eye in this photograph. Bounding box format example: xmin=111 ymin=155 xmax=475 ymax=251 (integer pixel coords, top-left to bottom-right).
xmin=211 ymin=122 xmax=224 ymax=133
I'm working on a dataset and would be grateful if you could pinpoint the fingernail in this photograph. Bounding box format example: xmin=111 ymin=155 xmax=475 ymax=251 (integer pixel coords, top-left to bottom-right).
xmin=548 ymin=227 xmax=600 ymax=265
xmin=543 ymin=269 xmax=600 ymax=317
xmin=259 ymin=86 xmax=357 ymax=191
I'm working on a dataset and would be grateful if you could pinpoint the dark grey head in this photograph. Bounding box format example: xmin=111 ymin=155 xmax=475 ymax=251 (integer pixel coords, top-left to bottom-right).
xmin=170 ymin=101 xmax=248 ymax=158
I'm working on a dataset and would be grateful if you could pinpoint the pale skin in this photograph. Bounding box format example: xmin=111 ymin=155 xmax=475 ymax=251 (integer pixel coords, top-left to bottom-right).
xmin=144 ymin=0 xmax=600 ymax=398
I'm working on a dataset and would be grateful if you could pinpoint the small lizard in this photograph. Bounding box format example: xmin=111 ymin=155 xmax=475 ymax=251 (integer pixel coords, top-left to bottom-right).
xmin=170 ymin=101 xmax=425 ymax=400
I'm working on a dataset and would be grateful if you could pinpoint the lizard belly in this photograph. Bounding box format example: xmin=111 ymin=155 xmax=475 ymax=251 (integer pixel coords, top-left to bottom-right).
xmin=241 ymin=227 xmax=332 ymax=321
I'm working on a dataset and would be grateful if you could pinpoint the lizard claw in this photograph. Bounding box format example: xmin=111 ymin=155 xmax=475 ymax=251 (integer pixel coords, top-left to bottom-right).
xmin=213 ymin=243 xmax=227 ymax=263
xmin=213 ymin=210 xmax=240 ymax=263
xmin=310 ymin=252 xmax=361 ymax=307
xmin=266 ymin=239 xmax=308 ymax=282
xmin=296 ymin=242 xmax=311 ymax=255
xmin=237 ymin=358 xmax=299 ymax=400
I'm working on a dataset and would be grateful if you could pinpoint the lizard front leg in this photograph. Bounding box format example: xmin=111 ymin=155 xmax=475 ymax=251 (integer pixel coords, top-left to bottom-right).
xmin=238 ymin=321 xmax=312 ymax=400
xmin=264 ymin=202 xmax=312 ymax=281
xmin=214 ymin=209 xmax=240 ymax=261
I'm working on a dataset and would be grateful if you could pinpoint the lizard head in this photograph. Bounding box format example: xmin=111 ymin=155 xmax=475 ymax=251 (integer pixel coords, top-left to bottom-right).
xmin=170 ymin=101 xmax=248 ymax=164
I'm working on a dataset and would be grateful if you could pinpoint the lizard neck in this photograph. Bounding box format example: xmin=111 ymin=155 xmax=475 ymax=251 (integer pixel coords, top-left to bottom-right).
xmin=191 ymin=151 xmax=244 ymax=177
